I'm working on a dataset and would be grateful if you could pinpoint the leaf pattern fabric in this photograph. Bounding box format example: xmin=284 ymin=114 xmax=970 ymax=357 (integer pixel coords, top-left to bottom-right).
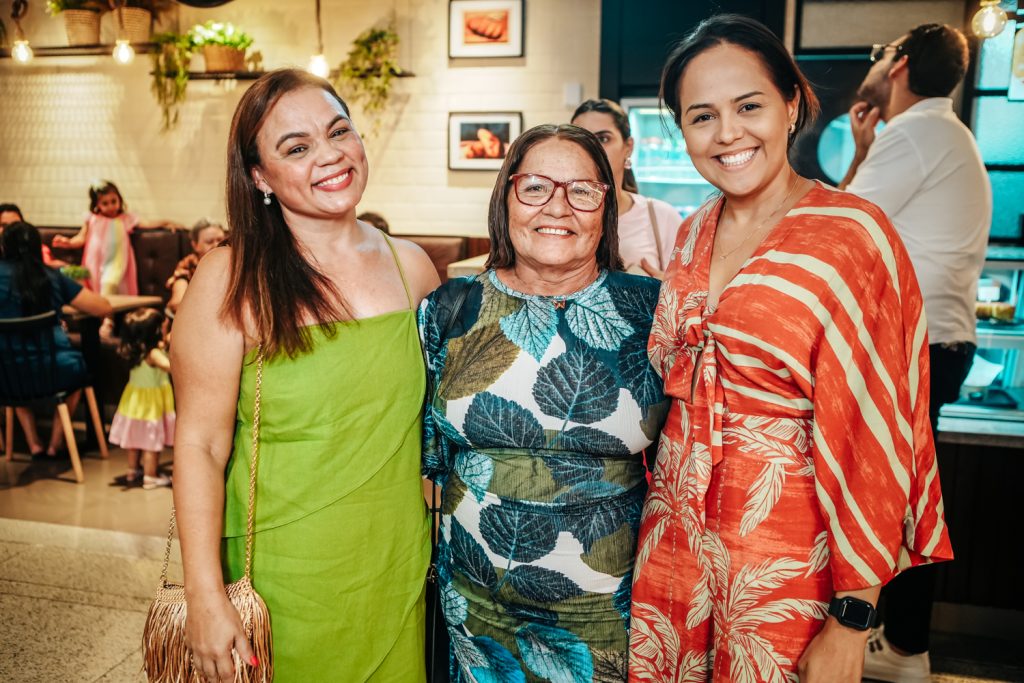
xmin=420 ymin=270 xmax=668 ymax=682
xmin=629 ymin=185 xmax=953 ymax=681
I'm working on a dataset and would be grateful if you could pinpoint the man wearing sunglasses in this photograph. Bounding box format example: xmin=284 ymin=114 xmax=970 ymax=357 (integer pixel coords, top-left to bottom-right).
xmin=839 ymin=23 xmax=992 ymax=683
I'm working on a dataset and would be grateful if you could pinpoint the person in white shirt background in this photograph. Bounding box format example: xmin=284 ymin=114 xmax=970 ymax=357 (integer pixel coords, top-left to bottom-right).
xmin=572 ymin=98 xmax=683 ymax=278
xmin=840 ymin=23 xmax=992 ymax=683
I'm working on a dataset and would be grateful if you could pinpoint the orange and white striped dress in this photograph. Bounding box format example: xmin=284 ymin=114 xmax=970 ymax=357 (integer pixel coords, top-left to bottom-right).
xmin=629 ymin=182 xmax=952 ymax=682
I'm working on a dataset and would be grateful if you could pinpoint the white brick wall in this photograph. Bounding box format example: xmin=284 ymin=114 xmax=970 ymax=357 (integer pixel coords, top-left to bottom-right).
xmin=0 ymin=0 xmax=601 ymax=237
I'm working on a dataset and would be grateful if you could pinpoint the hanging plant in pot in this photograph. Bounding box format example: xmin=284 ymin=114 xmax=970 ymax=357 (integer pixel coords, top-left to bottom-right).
xmin=150 ymin=31 xmax=192 ymax=131
xmin=333 ymin=24 xmax=402 ymax=138
xmin=46 ymin=0 xmax=107 ymax=47
xmin=188 ymin=20 xmax=253 ymax=73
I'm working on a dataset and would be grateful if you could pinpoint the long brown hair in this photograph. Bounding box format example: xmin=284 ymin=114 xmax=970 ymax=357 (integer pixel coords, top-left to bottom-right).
xmin=571 ymin=98 xmax=639 ymax=193
xmin=222 ymin=68 xmax=355 ymax=359
xmin=486 ymin=124 xmax=622 ymax=271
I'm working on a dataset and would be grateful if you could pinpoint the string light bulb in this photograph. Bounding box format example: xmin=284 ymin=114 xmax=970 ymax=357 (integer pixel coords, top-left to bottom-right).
xmin=972 ymin=0 xmax=1008 ymax=39
xmin=308 ymin=53 xmax=330 ymax=78
xmin=113 ymin=38 xmax=135 ymax=64
xmin=308 ymin=0 xmax=330 ymax=78
xmin=12 ymin=39 xmax=33 ymax=64
xmin=10 ymin=0 xmax=32 ymax=64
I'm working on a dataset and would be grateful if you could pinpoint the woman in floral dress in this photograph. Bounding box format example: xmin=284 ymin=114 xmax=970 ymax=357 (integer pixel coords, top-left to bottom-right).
xmin=629 ymin=15 xmax=952 ymax=683
xmin=420 ymin=124 xmax=668 ymax=682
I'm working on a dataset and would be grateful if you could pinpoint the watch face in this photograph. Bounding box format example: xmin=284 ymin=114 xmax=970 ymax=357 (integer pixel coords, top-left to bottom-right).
xmin=839 ymin=598 xmax=874 ymax=628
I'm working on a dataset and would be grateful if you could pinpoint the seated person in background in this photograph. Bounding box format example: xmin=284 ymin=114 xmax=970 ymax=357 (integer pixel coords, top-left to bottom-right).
xmin=0 ymin=222 xmax=111 ymax=458
xmin=0 ymin=203 xmax=64 ymax=267
xmin=165 ymin=218 xmax=227 ymax=314
xmin=357 ymin=211 xmax=390 ymax=234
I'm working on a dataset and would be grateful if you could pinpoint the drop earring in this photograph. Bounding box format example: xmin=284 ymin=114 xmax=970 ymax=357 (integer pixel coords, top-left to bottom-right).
xmin=788 ymin=122 xmax=796 ymax=135
xmin=624 ymin=158 xmax=633 ymax=169
xmin=263 ymin=191 xmax=272 ymax=206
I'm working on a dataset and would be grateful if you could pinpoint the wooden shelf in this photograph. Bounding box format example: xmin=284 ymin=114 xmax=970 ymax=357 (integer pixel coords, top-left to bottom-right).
xmin=0 ymin=43 xmax=158 ymax=58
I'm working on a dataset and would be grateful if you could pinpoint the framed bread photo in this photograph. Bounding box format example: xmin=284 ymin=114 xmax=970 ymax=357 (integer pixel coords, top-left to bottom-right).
xmin=448 ymin=112 xmax=523 ymax=170
xmin=449 ymin=0 xmax=524 ymax=59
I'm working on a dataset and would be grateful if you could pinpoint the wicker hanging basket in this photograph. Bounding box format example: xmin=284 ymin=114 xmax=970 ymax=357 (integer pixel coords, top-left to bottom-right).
xmin=63 ymin=9 xmax=101 ymax=47
xmin=203 ymin=45 xmax=245 ymax=72
xmin=118 ymin=7 xmax=152 ymax=44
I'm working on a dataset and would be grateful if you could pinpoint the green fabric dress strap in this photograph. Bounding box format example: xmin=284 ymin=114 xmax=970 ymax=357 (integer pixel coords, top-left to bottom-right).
xmin=381 ymin=233 xmax=414 ymax=310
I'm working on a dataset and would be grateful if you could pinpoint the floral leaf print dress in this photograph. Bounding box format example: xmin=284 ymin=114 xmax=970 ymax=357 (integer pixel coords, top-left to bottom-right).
xmin=420 ymin=270 xmax=668 ymax=683
xmin=628 ymin=183 xmax=953 ymax=682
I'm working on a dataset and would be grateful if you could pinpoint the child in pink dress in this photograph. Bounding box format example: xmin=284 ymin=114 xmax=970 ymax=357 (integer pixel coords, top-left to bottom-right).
xmin=108 ymin=308 xmax=175 ymax=489
xmin=53 ymin=180 xmax=181 ymax=296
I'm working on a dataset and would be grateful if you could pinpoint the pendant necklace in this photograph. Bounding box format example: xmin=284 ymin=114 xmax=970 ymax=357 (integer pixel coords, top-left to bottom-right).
xmin=715 ymin=177 xmax=803 ymax=261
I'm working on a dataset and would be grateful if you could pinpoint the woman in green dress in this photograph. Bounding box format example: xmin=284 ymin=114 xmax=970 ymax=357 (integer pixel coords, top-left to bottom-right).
xmin=172 ymin=69 xmax=440 ymax=682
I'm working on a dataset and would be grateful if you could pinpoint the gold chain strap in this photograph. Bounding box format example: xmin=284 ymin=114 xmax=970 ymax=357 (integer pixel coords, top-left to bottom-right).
xmin=158 ymin=348 xmax=265 ymax=586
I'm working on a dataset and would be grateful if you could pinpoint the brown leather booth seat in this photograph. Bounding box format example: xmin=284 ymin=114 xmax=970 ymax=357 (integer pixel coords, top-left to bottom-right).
xmin=38 ymin=226 xmax=192 ymax=302
xmin=400 ymin=235 xmax=468 ymax=284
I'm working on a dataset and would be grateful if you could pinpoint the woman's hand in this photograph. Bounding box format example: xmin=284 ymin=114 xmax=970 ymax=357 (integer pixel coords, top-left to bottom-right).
xmin=797 ymin=616 xmax=870 ymax=683
xmin=185 ymin=590 xmax=258 ymax=682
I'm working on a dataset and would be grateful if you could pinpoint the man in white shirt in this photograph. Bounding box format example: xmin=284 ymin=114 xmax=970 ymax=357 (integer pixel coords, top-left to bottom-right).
xmin=840 ymin=23 xmax=992 ymax=683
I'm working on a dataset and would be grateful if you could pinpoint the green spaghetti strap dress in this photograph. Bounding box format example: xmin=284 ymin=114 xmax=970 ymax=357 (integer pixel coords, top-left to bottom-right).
xmin=221 ymin=236 xmax=430 ymax=681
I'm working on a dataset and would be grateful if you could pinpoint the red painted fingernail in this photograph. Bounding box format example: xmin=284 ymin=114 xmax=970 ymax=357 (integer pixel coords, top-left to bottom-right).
xmin=250 ymin=656 xmax=259 ymax=667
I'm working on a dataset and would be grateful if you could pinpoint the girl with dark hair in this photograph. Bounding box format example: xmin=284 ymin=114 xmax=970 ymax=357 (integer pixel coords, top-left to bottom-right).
xmin=171 ymin=69 xmax=440 ymax=681
xmin=108 ymin=307 xmax=174 ymax=489
xmin=419 ymin=124 xmax=668 ymax=679
xmin=629 ymin=14 xmax=951 ymax=683
xmin=52 ymin=180 xmax=181 ymax=297
xmin=0 ymin=222 xmax=111 ymax=458
xmin=572 ymin=99 xmax=683 ymax=277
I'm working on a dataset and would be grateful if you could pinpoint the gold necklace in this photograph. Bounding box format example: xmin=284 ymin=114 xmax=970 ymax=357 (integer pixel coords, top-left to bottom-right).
xmin=715 ymin=177 xmax=803 ymax=261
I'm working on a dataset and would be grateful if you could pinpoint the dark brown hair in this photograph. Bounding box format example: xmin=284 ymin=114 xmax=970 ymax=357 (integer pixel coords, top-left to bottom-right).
xmin=118 ymin=307 xmax=165 ymax=367
xmin=89 ymin=180 xmax=126 ymax=214
xmin=898 ymin=24 xmax=968 ymax=98
xmin=222 ymin=68 xmax=355 ymax=359
xmin=571 ymin=98 xmax=638 ymax=193
xmin=1 ymin=221 xmax=50 ymax=315
xmin=486 ymin=124 xmax=622 ymax=272
xmin=660 ymin=14 xmax=820 ymax=146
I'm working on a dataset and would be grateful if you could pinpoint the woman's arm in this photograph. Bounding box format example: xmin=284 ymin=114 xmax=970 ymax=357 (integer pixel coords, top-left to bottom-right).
xmin=170 ymin=247 xmax=256 ymax=682
xmin=166 ymin=278 xmax=189 ymax=314
xmin=68 ymin=288 xmax=113 ymax=318
xmin=798 ymin=584 xmax=881 ymax=682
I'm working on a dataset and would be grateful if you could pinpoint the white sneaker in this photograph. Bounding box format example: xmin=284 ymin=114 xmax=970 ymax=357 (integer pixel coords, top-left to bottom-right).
xmin=143 ymin=474 xmax=172 ymax=490
xmin=863 ymin=627 xmax=931 ymax=683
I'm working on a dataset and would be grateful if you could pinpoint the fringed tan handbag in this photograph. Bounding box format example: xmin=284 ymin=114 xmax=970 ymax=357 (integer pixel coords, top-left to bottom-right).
xmin=142 ymin=352 xmax=273 ymax=683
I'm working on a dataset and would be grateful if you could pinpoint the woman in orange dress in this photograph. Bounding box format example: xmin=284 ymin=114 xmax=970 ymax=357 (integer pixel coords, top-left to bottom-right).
xmin=628 ymin=15 xmax=952 ymax=683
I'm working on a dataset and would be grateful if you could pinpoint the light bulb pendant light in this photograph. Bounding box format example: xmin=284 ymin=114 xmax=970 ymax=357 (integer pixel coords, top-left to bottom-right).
xmin=308 ymin=0 xmax=330 ymax=78
xmin=972 ymin=0 xmax=1008 ymax=39
xmin=112 ymin=0 xmax=136 ymax=64
xmin=10 ymin=0 xmax=33 ymax=64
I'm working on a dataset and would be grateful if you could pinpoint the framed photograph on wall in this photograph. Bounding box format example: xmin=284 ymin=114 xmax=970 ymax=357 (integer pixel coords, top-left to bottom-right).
xmin=448 ymin=112 xmax=523 ymax=170
xmin=449 ymin=0 xmax=524 ymax=59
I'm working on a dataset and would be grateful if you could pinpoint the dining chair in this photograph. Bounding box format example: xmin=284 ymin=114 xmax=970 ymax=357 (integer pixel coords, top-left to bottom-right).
xmin=0 ymin=311 xmax=109 ymax=483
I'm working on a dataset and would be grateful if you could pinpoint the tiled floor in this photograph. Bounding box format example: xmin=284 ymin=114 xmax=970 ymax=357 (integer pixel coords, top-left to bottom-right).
xmin=1 ymin=448 xmax=1022 ymax=682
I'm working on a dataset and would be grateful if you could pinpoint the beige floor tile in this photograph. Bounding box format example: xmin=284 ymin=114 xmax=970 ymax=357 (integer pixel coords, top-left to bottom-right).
xmin=94 ymin=650 xmax=146 ymax=683
xmin=0 ymin=593 xmax=146 ymax=683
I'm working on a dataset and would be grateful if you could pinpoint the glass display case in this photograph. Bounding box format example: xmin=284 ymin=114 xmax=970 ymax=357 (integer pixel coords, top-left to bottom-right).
xmin=621 ymin=98 xmax=716 ymax=216
xmin=940 ymin=247 xmax=1024 ymax=433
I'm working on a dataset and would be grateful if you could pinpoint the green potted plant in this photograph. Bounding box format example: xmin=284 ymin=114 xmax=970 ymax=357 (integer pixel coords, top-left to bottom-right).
xmin=46 ymin=0 xmax=107 ymax=46
xmin=188 ymin=20 xmax=254 ymax=73
xmin=150 ymin=31 xmax=193 ymax=131
xmin=333 ymin=24 xmax=402 ymax=137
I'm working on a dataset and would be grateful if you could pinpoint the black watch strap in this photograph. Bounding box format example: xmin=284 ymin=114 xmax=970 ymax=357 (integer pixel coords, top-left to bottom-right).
xmin=828 ymin=596 xmax=876 ymax=631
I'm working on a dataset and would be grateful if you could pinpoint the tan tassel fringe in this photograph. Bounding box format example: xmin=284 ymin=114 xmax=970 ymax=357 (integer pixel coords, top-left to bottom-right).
xmin=142 ymin=577 xmax=273 ymax=683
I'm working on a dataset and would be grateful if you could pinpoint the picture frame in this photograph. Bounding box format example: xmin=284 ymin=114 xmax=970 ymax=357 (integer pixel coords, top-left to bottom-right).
xmin=448 ymin=0 xmax=524 ymax=59
xmin=448 ymin=112 xmax=523 ymax=171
